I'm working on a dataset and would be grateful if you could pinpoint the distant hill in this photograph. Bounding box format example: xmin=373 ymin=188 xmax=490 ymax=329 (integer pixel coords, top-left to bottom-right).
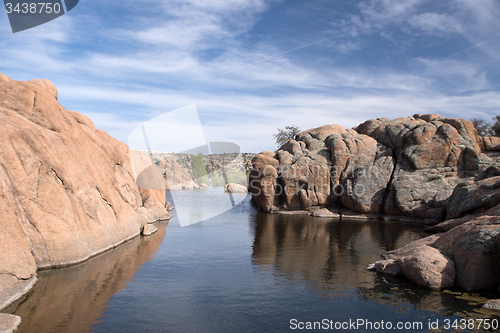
xmin=135 ymin=151 xmax=255 ymax=190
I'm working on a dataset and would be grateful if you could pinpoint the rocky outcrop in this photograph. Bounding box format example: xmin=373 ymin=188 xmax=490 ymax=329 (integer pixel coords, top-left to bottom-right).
xmin=142 ymin=223 xmax=158 ymax=236
xmin=249 ymin=151 xmax=281 ymax=212
xmin=0 ymin=74 xmax=170 ymax=310
xmin=0 ymin=313 xmax=21 ymax=333
xmin=371 ymin=213 xmax=500 ymax=291
xmin=250 ymin=114 xmax=496 ymax=224
xmin=374 ymin=174 xmax=500 ymax=291
xmin=445 ymin=176 xmax=500 ymax=218
xmin=225 ymin=183 xmax=248 ymax=193
xmin=432 ymin=215 xmax=500 ymax=291
xmin=129 ymin=151 xmax=171 ymax=222
xmin=395 ymin=246 xmax=455 ymax=290
xmin=483 ymin=137 xmax=500 ymax=152
xmin=157 ymin=154 xmax=202 ymax=190
xmin=250 ymin=114 xmax=500 ymax=291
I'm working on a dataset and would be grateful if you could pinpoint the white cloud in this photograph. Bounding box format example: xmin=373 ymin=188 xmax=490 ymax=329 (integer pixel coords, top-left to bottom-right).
xmin=129 ymin=0 xmax=269 ymax=49
xmin=340 ymin=0 xmax=500 ymax=59
xmin=414 ymin=58 xmax=489 ymax=93
xmin=408 ymin=12 xmax=462 ymax=35
xmin=60 ymin=82 xmax=500 ymax=152
xmin=340 ymin=0 xmax=425 ymax=35
xmin=1 ymin=0 xmax=499 ymax=154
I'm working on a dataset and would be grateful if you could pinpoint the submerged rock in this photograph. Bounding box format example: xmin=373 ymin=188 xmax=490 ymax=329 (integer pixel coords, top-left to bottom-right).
xmin=310 ymin=208 xmax=340 ymax=218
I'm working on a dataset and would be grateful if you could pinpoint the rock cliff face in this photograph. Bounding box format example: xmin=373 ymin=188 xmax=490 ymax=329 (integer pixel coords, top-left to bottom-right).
xmin=159 ymin=154 xmax=202 ymax=190
xmin=250 ymin=115 xmax=498 ymax=221
xmin=250 ymin=114 xmax=500 ymax=291
xmin=0 ymin=74 xmax=170 ymax=310
xmin=379 ymin=178 xmax=500 ymax=291
xmin=6 ymin=222 xmax=169 ymax=333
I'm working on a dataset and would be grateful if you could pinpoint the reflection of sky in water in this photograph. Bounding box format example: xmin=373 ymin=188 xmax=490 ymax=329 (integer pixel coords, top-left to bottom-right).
xmin=170 ymin=187 xmax=249 ymax=227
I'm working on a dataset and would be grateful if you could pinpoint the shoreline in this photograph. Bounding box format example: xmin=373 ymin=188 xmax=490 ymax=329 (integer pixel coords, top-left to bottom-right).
xmin=275 ymin=207 xmax=428 ymax=224
xmin=0 ymin=218 xmax=170 ymax=313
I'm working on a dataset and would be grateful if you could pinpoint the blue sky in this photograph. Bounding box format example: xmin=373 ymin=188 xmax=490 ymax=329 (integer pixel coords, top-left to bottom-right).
xmin=1 ymin=0 xmax=499 ymax=152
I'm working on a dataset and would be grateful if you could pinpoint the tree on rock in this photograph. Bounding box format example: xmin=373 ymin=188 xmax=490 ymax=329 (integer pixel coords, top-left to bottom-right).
xmin=470 ymin=117 xmax=493 ymax=136
xmin=273 ymin=126 xmax=301 ymax=147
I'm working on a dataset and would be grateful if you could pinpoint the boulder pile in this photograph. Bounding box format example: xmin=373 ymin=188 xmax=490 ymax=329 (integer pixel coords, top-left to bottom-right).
xmin=250 ymin=115 xmax=500 ymax=291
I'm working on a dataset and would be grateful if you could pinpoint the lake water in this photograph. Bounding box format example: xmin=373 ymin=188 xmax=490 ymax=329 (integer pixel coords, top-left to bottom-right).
xmin=6 ymin=188 xmax=498 ymax=332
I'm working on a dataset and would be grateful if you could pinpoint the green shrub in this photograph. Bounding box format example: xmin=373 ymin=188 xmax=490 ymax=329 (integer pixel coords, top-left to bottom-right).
xmin=190 ymin=153 xmax=209 ymax=185
xmin=211 ymin=173 xmax=221 ymax=186
xmin=225 ymin=169 xmax=247 ymax=185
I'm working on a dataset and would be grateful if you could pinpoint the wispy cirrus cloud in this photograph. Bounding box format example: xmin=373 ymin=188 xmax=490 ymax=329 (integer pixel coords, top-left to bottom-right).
xmin=130 ymin=0 xmax=268 ymax=47
xmin=0 ymin=0 xmax=499 ymax=152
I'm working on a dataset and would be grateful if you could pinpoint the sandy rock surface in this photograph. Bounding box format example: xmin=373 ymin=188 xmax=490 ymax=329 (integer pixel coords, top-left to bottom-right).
xmin=0 ymin=74 xmax=169 ymax=309
xmin=0 ymin=313 xmax=21 ymax=333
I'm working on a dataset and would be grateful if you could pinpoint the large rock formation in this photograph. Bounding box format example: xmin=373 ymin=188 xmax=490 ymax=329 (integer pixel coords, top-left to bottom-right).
xmin=374 ymin=167 xmax=500 ymax=291
xmin=0 ymin=74 xmax=170 ymax=310
xmin=372 ymin=209 xmax=500 ymax=291
xmin=250 ymin=114 xmax=499 ymax=222
xmin=250 ymin=114 xmax=500 ymax=291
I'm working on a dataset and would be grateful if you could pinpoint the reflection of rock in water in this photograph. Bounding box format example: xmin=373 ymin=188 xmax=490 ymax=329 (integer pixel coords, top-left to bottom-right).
xmin=251 ymin=213 xmax=425 ymax=290
xmin=360 ymin=274 xmax=460 ymax=314
xmin=359 ymin=274 xmax=500 ymax=319
xmin=5 ymin=222 xmax=168 ymax=333
xmin=252 ymin=213 xmax=500 ymax=317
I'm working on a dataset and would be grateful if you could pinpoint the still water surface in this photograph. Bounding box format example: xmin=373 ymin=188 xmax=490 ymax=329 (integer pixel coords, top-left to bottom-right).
xmin=7 ymin=188 xmax=493 ymax=332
